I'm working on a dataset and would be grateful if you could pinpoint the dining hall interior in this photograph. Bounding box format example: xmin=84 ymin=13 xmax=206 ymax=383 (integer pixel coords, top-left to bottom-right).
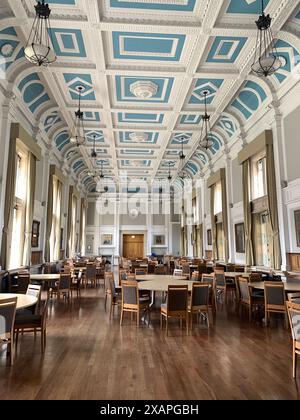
xmin=1 ymin=0 xmax=300 ymax=401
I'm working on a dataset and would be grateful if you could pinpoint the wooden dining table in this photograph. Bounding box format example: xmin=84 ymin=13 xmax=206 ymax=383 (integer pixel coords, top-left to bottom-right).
xmin=136 ymin=274 xmax=188 ymax=282
xmin=0 ymin=293 xmax=38 ymax=310
xmin=249 ymin=281 xmax=300 ymax=293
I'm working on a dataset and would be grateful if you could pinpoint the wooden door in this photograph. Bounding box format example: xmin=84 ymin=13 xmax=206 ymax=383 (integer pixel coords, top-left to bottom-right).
xmin=123 ymin=235 xmax=144 ymax=259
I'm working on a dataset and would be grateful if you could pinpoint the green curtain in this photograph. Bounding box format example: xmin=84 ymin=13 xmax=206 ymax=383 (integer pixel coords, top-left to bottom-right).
xmin=210 ymin=185 xmax=217 ymax=260
xmin=266 ymin=143 xmax=282 ymax=270
xmin=242 ymin=160 xmax=254 ymax=266
xmin=0 ymin=138 xmax=17 ymax=269
xmin=221 ymin=171 xmax=229 ymax=263
xmin=44 ymin=165 xmax=55 ymax=262
xmin=22 ymin=153 xmax=36 ymax=266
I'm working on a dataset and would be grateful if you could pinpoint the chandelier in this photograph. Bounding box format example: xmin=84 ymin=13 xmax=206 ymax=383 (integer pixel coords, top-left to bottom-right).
xmin=251 ymin=0 xmax=283 ymax=77
xmin=24 ymin=0 xmax=56 ymax=66
xmin=70 ymin=86 xmax=85 ymax=147
xmin=199 ymin=90 xmax=213 ymax=150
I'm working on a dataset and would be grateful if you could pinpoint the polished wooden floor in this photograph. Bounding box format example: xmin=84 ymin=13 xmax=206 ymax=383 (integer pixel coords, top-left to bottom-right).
xmin=1 ymin=285 xmax=300 ymax=400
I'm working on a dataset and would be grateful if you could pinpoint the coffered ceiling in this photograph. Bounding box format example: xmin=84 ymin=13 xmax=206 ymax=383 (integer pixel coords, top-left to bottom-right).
xmin=1 ymin=0 xmax=300 ymax=192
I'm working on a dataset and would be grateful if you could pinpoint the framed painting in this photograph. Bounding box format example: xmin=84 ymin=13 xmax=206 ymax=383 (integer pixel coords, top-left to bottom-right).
xmin=235 ymin=223 xmax=245 ymax=253
xmin=101 ymin=234 xmax=113 ymax=246
xmin=153 ymin=234 xmax=165 ymax=246
xmin=294 ymin=210 xmax=300 ymax=247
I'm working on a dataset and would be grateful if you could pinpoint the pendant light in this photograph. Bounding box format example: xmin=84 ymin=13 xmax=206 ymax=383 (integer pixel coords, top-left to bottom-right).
xmin=251 ymin=0 xmax=283 ymax=77
xmin=199 ymin=90 xmax=213 ymax=150
xmin=70 ymin=86 xmax=85 ymax=147
xmin=91 ymin=134 xmax=97 ymax=158
xmin=167 ymin=162 xmax=172 ymax=181
xmin=24 ymin=0 xmax=56 ymax=66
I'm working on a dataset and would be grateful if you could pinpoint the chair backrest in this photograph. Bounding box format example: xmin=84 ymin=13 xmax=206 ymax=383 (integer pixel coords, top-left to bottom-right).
xmin=226 ymin=264 xmax=235 ymax=272
xmin=154 ymin=266 xmax=166 ymax=275
xmin=264 ymin=281 xmax=285 ymax=307
xmin=234 ymin=266 xmax=245 ymax=273
xmin=121 ymin=280 xmax=138 ymax=306
xmin=198 ymin=263 xmax=207 ymax=274
xmin=191 ymin=271 xmax=200 ymax=281
xmin=108 ymin=276 xmax=117 ymax=297
xmin=173 ymin=269 xmax=183 ymax=276
xmin=287 ymin=293 xmax=300 ymax=303
xmin=26 ymin=284 xmax=42 ymax=299
xmin=167 ymin=285 xmax=188 ymax=312
xmin=126 ymin=273 xmax=136 ymax=282
xmin=135 ymin=268 xmax=147 ymax=276
xmin=17 ymin=274 xmax=30 ymax=293
xmin=147 ymin=263 xmax=156 ymax=274
xmin=41 ymin=297 xmax=49 ymax=328
xmin=58 ymin=273 xmax=71 ymax=290
xmin=86 ymin=265 xmax=96 ymax=279
xmin=181 ymin=263 xmax=190 ymax=276
xmin=238 ymin=278 xmax=251 ymax=303
xmin=201 ymin=273 xmax=215 ymax=286
xmin=119 ymin=269 xmax=128 ymax=285
xmin=286 ymin=301 xmax=300 ymax=343
xmin=249 ymin=272 xmax=262 ymax=283
xmin=215 ymin=270 xmax=225 ymax=287
xmin=0 ymin=297 xmax=17 ymax=335
xmin=191 ymin=283 xmax=210 ymax=308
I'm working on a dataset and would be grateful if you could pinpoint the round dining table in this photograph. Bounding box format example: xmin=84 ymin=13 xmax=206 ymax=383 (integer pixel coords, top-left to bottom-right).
xmin=0 ymin=293 xmax=38 ymax=310
xmin=136 ymin=274 xmax=188 ymax=282
xmin=29 ymin=274 xmax=60 ymax=282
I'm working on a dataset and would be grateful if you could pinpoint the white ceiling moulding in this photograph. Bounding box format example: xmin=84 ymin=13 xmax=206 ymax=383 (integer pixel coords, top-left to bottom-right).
xmin=129 ymin=80 xmax=158 ymax=99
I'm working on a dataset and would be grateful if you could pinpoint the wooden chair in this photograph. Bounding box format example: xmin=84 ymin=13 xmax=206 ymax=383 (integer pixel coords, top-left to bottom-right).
xmin=86 ymin=264 xmax=97 ymax=288
xmin=119 ymin=269 xmax=128 ymax=286
xmin=11 ymin=273 xmax=30 ymax=294
xmin=249 ymin=272 xmax=263 ymax=283
xmin=226 ymin=264 xmax=235 ymax=272
xmin=181 ymin=263 xmax=191 ymax=279
xmin=202 ymin=274 xmax=217 ymax=316
xmin=120 ymin=280 xmax=150 ymax=327
xmin=189 ymin=283 xmax=210 ymax=330
xmin=286 ymin=301 xmax=300 ymax=378
xmin=49 ymin=273 xmax=71 ymax=302
xmin=14 ymin=298 xmax=49 ymax=353
xmin=191 ymin=271 xmax=201 ymax=282
xmin=238 ymin=277 xmax=264 ymax=322
xmin=160 ymin=285 xmax=189 ymax=336
xmin=135 ymin=268 xmax=148 ymax=276
xmin=108 ymin=276 xmax=121 ymax=319
xmin=25 ymin=284 xmax=42 ymax=314
xmin=234 ymin=265 xmax=245 ymax=273
xmin=264 ymin=281 xmax=287 ymax=327
xmin=96 ymin=266 xmax=105 ymax=288
xmin=104 ymin=272 xmax=114 ymax=308
xmin=0 ymin=297 xmax=17 ymax=365
xmin=71 ymin=270 xmax=82 ymax=299
xmin=287 ymin=293 xmax=300 ymax=304
xmin=154 ymin=266 xmax=166 ymax=275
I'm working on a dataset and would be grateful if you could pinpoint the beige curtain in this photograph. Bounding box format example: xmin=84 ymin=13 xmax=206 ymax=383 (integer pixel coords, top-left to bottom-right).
xmin=192 ymin=225 xmax=197 ymax=257
xmin=71 ymin=194 xmax=77 ymax=255
xmin=66 ymin=186 xmax=73 ymax=258
xmin=79 ymin=198 xmax=86 ymax=255
xmin=44 ymin=165 xmax=55 ymax=262
xmin=49 ymin=177 xmax=62 ymax=261
xmin=266 ymin=143 xmax=282 ymax=269
xmin=242 ymin=160 xmax=254 ymax=266
xmin=210 ymin=185 xmax=217 ymax=260
xmin=22 ymin=153 xmax=36 ymax=266
xmin=0 ymin=138 xmax=17 ymax=269
xmin=221 ymin=171 xmax=229 ymax=263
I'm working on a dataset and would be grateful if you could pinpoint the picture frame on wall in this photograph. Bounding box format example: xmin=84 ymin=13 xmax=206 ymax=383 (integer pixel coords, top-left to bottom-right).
xmin=207 ymin=229 xmax=212 ymax=246
xmin=153 ymin=234 xmax=165 ymax=246
xmin=235 ymin=222 xmax=245 ymax=253
xmin=31 ymin=220 xmax=40 ymax=248
xmin=294 ymin=210 xmax=300 ymax=247
xmin=101 ymin=234 xmax=113 ymax=246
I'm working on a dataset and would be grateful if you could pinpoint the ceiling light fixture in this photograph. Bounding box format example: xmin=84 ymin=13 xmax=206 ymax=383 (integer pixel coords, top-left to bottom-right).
xmin=24 ymin=0 xmax=56 ymax=66
xmin=199 ymin=90 xmax=214 ymax=150
xmin=91 ymin=134 xmax=97 ymax=158
xmin=70 ymin=86 xmax=86 ymax=147
xmin=251 ymin=0 xmax=283 ymax=77
xmin=168 ymin=162 xmax=172 ymax=181
xmin=130 ymin=80 xmax=158 ymax=99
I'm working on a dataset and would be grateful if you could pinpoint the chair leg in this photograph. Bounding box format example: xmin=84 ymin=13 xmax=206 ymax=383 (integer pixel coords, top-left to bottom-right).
xmin=206 ymin=311 xmax=210 ymax=328
xmin=120 ymin=309 xmax=124 ymax=326
xmin=166 ymin=317 xmax=168 ymax=336
xmin=293 ymin=345 xmax=297 ymax=379
xmin=9 ymin=339 xmax=14 ymax=366
xmin=160 ymin=313 xmax=163 ymax=329
xmin=137 ymin=310 xmax=139 ymax=327
xmin=186 ymin=315 xmax=188 ymax=335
